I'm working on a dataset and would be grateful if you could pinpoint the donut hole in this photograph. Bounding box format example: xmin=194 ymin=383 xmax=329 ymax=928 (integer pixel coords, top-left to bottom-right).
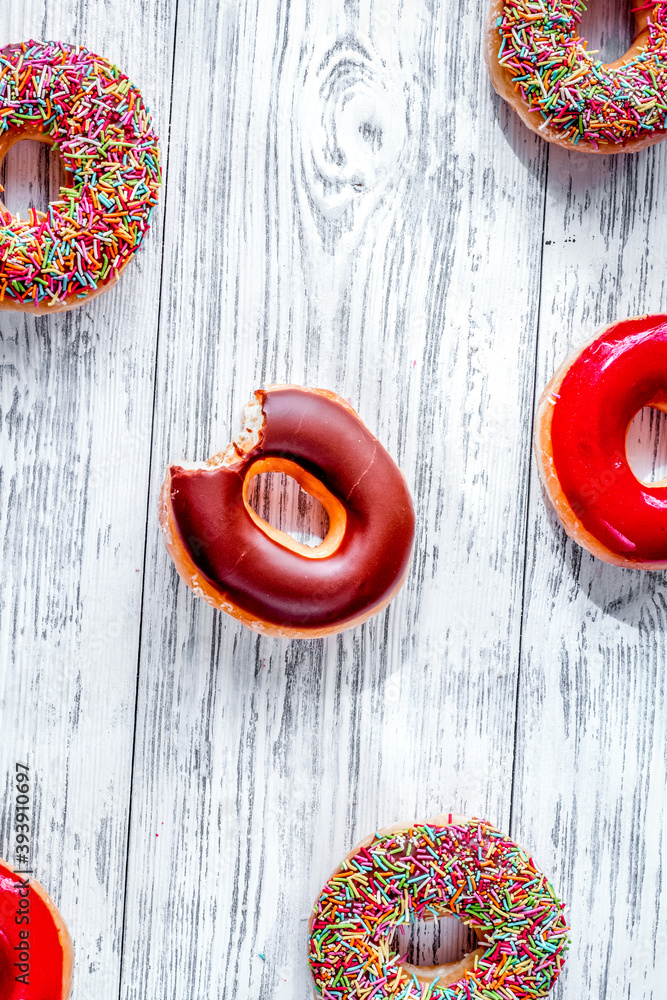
xmin=0 ymin=138 xmax=68 ymax=220
xmin=393 ymin=912 xmax=479 ymax=968
xmin=247 ymin=471 xmax=330 ymax=548
xmin=577 ymin=0 xmax=634 ymax=65
xmin=626 ymin=406 xmax=667 ymax=486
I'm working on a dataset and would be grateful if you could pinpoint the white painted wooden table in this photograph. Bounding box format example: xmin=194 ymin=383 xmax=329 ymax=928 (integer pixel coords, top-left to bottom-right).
xmin=1 ymin=0 xmax=666 ymax=997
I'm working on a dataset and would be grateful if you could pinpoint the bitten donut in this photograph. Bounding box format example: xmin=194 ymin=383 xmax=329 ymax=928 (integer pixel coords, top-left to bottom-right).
xmin=0 ymin=40 xmax=160 ymax=312
xmin=159 ymin=385 xmax=415 ymax=637
xmin=486 ymin=0 xmax=667 ymax=152
xmin=309 ymin=814 xmax=568 ymax=1000
xmin=535 ymin=314 xmax=667 ymax=568
xmin=0 ymin=858 xmax=73 ymax=999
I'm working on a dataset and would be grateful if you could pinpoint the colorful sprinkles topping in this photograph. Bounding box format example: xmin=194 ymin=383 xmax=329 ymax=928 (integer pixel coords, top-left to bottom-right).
xmin=309 ymin=817 xmax=569 ymax=999
xmin=495 ymin=0 xmax=667 ymax=147
xmin=0 ymin=40 xmax=160 ymax=308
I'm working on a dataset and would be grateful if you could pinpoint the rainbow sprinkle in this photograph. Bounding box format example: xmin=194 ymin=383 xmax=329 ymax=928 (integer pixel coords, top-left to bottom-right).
xmin=495 ymin=0 xmax=667 ymax=147
xmin=309 ymin=817 xmax=569 ymax=999
xmin=0 ymin=40 xmax=160 ymax=308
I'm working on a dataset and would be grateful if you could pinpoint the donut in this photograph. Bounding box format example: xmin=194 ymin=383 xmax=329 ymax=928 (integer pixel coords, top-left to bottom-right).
xmin=0 ymin=40 xmax=160 ymax=312
xmin=159 ymin=385 xmax=415 ymax=638
xmin=0 ymin=858 xmax=73 ymax=999
xmin=486 ymin=0 xmax=667 ymax=152
xmin=309 ymin=814 xmax=568 ymax=1000
xmin=535 ymin=314 xmax=667 ymax=568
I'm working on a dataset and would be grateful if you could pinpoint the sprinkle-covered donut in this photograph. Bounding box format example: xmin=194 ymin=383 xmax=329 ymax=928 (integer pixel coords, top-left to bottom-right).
xmin=0 ymin=40 xmax=160 ymax=312
xmin=486 ymin=0 xmax=667 ymax=152
xmin=0 ymin=858 xmax=73 ymax=999
xmin=159 ymin=385 xmax=415 ymax=638
xmin=535 ymin=314 xmax=667 ymax=568
xmin=309 ymin=815 xmax=568 ymax=999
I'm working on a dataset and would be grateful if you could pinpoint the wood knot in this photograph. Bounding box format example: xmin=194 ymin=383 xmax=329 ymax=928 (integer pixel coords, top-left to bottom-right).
xmin=297 ymin=32 xmax=417 ymax=238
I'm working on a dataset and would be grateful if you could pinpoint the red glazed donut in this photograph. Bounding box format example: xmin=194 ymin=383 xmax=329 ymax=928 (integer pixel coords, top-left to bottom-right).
xmin=0 ymin=859 xmax=73 ymax=999
xmin=309 ymin=814 xmax=568 ymax=1000
xmin=535 ymin=315 xmax=667 ymax=568
xmin=159 ymin=385 xmax=415 ymax=637
xmin=0 ymin=40 xmax=160 ymax=312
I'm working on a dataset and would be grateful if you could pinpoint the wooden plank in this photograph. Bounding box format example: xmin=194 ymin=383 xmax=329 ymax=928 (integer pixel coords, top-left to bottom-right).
xmin=0 ymin=4 xmax=176 ymax=998
xmin=121 ymin=0 xmax=549 ymax=995
xmin=514 ymin=111 xmax=667 ymax=1000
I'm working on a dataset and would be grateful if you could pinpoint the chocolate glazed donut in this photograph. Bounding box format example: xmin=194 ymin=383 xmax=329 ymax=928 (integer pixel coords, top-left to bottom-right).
xmin=159 ymin=385 xmax=415 ymax=637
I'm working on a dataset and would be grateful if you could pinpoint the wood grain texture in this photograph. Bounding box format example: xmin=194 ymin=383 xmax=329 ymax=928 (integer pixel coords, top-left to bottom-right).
xmin=515 ymin=137 xmax=667 ymax=999
xmin=513 ymin=9 xmax=667 ymax=1000
xmin=0 ymin=0 xmax=666 ymax=997
xmin=0 ymin=3 xmax=176 ymax=998
xmin=120 ymin=0 xmax=549 ymax=996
